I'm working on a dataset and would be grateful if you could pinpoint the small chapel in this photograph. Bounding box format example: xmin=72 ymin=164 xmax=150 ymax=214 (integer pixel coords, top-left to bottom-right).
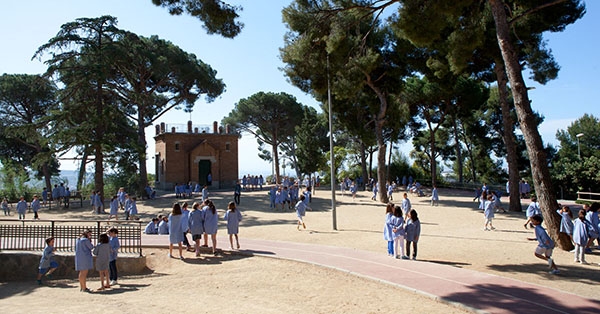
xmin=154 ymin=121 xmax=239 ymax=190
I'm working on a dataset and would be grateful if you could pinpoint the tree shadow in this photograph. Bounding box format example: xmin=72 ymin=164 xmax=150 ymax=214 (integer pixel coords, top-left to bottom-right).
xmin=415 ymin=259 xmax=471 ymax=267
xmin=441 ymin=281 xmax=600 ymax=314
xmin=487 ymin=262 xmax=600 ymax=285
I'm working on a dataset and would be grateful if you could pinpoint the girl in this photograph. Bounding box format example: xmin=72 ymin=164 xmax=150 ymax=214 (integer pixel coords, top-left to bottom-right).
xmin=430 ymin=186 xmax=439 ymax=206
xmin=401 ymin=193 xmax=411 ymax=217
xmin=93 ymin=233 xmax=111 ymax=290
xmin=383 ymin=203 xmax=395 ymax=257
xmin=108 ymin=195 xmax=119 ymax=220
xmin=585 ymin=203 xmax=600 ymax=253
xmin=524 ymin=196 xmax=541 ymax=229
xmin=573 ymin=209 xmax=591 ymax=264
xmin=224 ymin=201 xmax=243 ymax=250
xmin=168 ymin=203 xmax=184 ymax=259
xmin=557 ymin=205 xmax=574 ymax=245
xmin=16 ymin=196 xmax=27 ymax=220
xmin=478 ymin=191 xmax=488 ymax=211
xmin=75 ymin=229 xmax=94 ymax=292
xmin=181 ymin=202 xmax=191 ymax=251
xmin=108 ymin=228 xmax=120 ymax=286
xmin=484 ymin=195 xmax=496 ymax=231
xmin=295 ymin=194 xmax=310 ymax=230
xmin=491 ymin=191 xmax=505 ymax=213
xmin=188 ymin=202 xmax=205 ymax=257
xmin=203 ymin=199 xmax=219 ymax=256
xmin=127 ymin=197 xmax=138 ymax=220
xmin=405 ymin=209 xmax=421 ymax=260
xmin=392 ymin=205 xmax=408 ymax=259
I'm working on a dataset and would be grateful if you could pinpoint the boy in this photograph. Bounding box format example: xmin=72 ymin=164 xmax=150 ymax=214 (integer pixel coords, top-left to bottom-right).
xmin=37 ymin=237 xmax=58 ymax=285
xmin=108 ymin=228 xmax=120 ymax=285
xmin=144 ymin=217 xmax=160 ymax=234
xmin=527 ymin=215 xmax=560 ymax=274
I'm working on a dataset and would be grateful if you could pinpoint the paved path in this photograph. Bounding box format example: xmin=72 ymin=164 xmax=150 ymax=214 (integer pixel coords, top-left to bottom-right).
xmin=142 ymin=234 xmax=599 ymax=314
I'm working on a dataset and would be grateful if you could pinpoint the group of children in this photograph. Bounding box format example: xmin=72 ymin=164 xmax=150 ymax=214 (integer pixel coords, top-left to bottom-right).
xmin=383 ymin=202 xmax=421 ymax=260
xmin=151 ymin=199 xmax=242 ymax=259
xmin=2 ymin=195 xmax=42 ymax=220
xmin=556 ymin=202 xmax=600 ymax=265
xmin=38 ymin=227 xmax=120 ymax=292
xmin=269 ymin=182 xmax=312 ymax=211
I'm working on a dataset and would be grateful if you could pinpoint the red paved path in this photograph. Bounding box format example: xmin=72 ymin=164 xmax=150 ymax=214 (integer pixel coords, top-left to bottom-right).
xmin=142 ymin=234 xmax=599 ymax=314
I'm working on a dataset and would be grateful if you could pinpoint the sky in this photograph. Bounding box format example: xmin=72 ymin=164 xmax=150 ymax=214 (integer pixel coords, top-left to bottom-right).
xmin=0 ymin=0 xmax=598 ymax=177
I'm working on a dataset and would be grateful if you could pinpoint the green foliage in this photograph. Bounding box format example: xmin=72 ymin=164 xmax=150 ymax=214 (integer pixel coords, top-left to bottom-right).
xmin=294 ymin=107 xmax=329 ymax=177
xmin=151 ymin=0 xmax=243 ymax=38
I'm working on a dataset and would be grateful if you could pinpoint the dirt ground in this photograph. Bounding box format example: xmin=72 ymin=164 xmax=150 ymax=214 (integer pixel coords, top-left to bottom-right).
xmin=1 ymin=186 xmax=598 ymax=313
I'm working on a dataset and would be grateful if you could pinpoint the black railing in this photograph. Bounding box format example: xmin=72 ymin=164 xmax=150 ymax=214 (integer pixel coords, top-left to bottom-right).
xmin=0 ymin=219 xmax=143 ymax=257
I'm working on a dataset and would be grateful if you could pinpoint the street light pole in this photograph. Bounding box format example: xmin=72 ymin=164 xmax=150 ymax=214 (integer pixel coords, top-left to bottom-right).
xmin=327 ymin=54 xmax=337 ymax=230
xmin=576 ymin=133 xmax=584 ymax=159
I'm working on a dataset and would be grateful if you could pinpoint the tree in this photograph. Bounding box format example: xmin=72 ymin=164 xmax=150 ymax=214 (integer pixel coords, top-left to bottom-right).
xmin=151 ymin=0 xmax=243 ymax=38
xmin=0 ymin=74 xmax=60 ymax=191
xmin=223 ymin=92 xmax=304 ymax=183
xmin=109 ymin=32 xmax=225 ymax=193
xmin=281 ymin=0 xmax=415 ymax=203
xmin=33 ymin=16 xmax=126 ymax=196
xmin=293 ymin=107 xmax=329 ymax=180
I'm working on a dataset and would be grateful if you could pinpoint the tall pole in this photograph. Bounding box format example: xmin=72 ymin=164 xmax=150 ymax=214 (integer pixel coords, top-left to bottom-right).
xmin=327 ymin=54 xmax=337 ymax=230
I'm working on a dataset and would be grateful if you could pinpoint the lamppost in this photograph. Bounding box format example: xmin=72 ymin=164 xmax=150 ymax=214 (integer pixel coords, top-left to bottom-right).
xmin=576 ymin=133 xmax=584 ymax=159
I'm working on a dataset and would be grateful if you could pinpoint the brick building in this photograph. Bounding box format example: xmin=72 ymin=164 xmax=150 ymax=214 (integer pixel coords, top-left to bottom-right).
xmin=154 ymin=121 xmax=238 ymax=190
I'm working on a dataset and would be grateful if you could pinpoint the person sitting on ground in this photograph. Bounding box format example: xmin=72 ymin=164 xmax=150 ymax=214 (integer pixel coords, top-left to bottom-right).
xmin=144 ymin=217 xmax=160 ymax=234
xmin=145 ymin=184 xmax=156 ymax=200
xmin=158 ymin=215 xmax=169 ymax=234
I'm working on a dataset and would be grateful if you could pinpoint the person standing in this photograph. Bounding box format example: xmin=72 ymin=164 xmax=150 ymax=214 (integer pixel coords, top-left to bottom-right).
xmin=401 ymin=193 xmax=411 ymax=217
xmin=202 ymin=200 xmax=219 ymax=256
xmin=188 ymin=202 xmax=205 ymax=257
xmin=383 ymin=203 xmax=395 ymax=257
xmin=168 ymin=203 xmax=184 ymax=259
xmin=75 ymin=229 xmax=94 ymax=292
xmin=93 ymin=234 xmax=111 ymax=290
xmin=16 ymin=196 xmax=27 ymax=220
xmin=181 ymin=202 xmax=192 ymax=251
xmin=405 ymin=209 xmax=421 ymax=260
xmin=108 ymin=228 xmax=120 ymax=285
xmin=1 ymin=197 xmax=10 ymax=216
xmin=573 ymin=209 xmax=591 ymax=264
xmin=224 ymin=201 xmax=242 ymax=250
xmin=431 ymin=186 xmax=439 ymax=206
xmin=234 ymin=180 xmax=242 ymax=205
xmin=31 ymin=195 xmax=41 ymax=220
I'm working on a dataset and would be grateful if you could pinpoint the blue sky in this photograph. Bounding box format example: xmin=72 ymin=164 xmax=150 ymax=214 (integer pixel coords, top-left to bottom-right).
xmin=1 ymin=0 xmax=597 ymax=177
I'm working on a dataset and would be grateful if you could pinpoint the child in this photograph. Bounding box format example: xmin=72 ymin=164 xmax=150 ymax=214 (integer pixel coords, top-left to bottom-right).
xmin=75 ymin=229 xmax=94 ymax=292
xmin=1 ymin=197 xmax=10 ymax=216
xmin=144 ymin=217 xmax=159 ymax=234
xmin=168 ymin=203 xmax=184 ymax=259
xmin=127 ymin=197 xmax=138 ymax=220
xmin=295 ymin=194 xmax=310 ymax=231
xmin=93 ymin=233 xmax=111 ymax=290
xmin=430 ymin=186 xmax=439 ymax=206
xmin=585 ymin=203 xmax=599 ymax=253
xmin=401 ymin=193 xmax=411 ymax=217
xmin=224 ymin=201 xmax=243 ymax=250
xmin=405 ymin=209 xmax=421 ymax=260
xmin=37 ymin=237 xmax=58 ymax=285
xmin=269 ymin=185 xmax=277 ymax=209
xmin=392 ymin=205 xmax=408 ymax=259
xmin=557 ymin=205 xmax=574 ymax=245
xmin=31 ymin=195 xmax=41 ymax=220
xmin=350 ymin=182 xmax=357 ymax=202
xmin=484 ymin=195 xmax=496 ymax=231
xmin=524 ymin=196 xmax=541 ymax=229
xmin=527 ymin=215 xmax=559 ymax=274
xmin=117 ymin=187 xmax=126 ymax=210
xmin=201 ymin=185 xmax=209 ymax=202
xmin=181 ymin=202 xmax=192 ymax=251
xmin=387 ymin=182 xmax=394 ymax=201
xmin=371 ymin=182 xmax=378 ymax=201
xmin=203 ymin=200 xmax=219 ymax=256
xmin=16 ymin=196 xmax=27 ymax=220
xmin=109 ymin=195 xmax=119 ymax=220
xmin=158 ymin=215 xmax=169 ymax=234
xmin=108 ymin=228 xmax=120 ymax=285
xmin=383 ymin=203 xmax=395 ymax=256
xmin=188 ymin=202 xmax=205 ymax=257
xmin=491 ymin=191 xmax=505 ymax=213
xmin=573 ymin=209 xmax=591 ymax=264
xmin=303 ymin=186 xmax=312 ymax=208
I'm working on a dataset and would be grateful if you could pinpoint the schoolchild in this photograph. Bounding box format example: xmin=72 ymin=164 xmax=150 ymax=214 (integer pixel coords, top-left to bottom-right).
xmin=202 ymin=200 xmax=219 ymax=256
xmin=401 ymin=193 xmax=411 ymax=217
xmin=117 ymin=187 xmax=126 ymax=210
xmin=31 ymin=195 xmax=41 ymax=220
xmin=16 ymin=196 xmax=27 ymax=220
xmin=181 ymin=202 xmax=192 ymax=251
xmin=145 ymin=218 xmax=159 ymax=234
xmin=573 ymin=209 xmax=591 ymax=264
xmin=585 ymin=203 xmax=600 ymax=253
xmin=168 ymin=203 xmax=184 ymax=259
xmin=484 ymin=195 xmax=496 ymax=231
xmin=127 ymin=197 xmax=138 ymax=220
xmin=295 ymin=194 xmax=310 ymax=230
xmin=109 ymin=195 xmax=119 ymax=220
xmin=1 ymin=197 xmax=10 ymax=216
xmin=93 ymin=234 xmax=111 ymax=290
xmin=224 ymin=201 xmax=242 ymax=250
xmin=527 ymin=215 xmax=559 ymax=274
xmin=201 ymin=185 xmax=209 ymax=202
xmin=392 ymin=205 xmax=408 ymax=259
xmin=524 ymin=196 xmax=541 ymax=229
xmin=430 ymin=186 xmax=439 ymax=206
xmin=383 ymin=203 xmax=395 ymax=256
xmin=557 ymin=205 xmax=574 ymax=244
xmin=269 ymin=185 xmax=277 ymax=209
xmin=75 ymin=229 xmax=94 ymax=292
xmin=108 ymin=228 xmax=120 ymax=285
xmin=37 ymin=237 xmax=58 ymax=285
xmin=158 ymin=215 xmax=169 ymax=235
xmin=188 ymin=202 xmax=205 ymax=257
xmin=41 ymin=187 xmax=48 ymax=206
xmin=405 ymin=209 xmax=421 ymax=260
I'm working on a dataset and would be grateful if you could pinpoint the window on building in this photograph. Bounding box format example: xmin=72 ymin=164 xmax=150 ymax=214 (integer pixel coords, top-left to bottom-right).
xmin=225 ymin=142 xmax=231 ymax=152
xmin=175 ymin=142 xmax=180 ymax=152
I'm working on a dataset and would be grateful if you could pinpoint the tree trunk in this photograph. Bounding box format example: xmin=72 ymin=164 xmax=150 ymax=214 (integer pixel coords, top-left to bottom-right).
xmin=360 ymin=141 xmax=368 ymax=191
xmin=494 ymin=60 xmax=522 ymax=212
xmin=42 ymin=163 xmax=52 ymax=193
xmin=77 ymin=149 xmax=89 ymax=191
xmin=387 ymin=141 xmax=393 ymax=182
xmin=489 ymin=0 xmax=570 ymax=250
xmin=429 ymin=129 xmax=437 ymax=187
xmin=94 ymin=143 xmax=104 ymax=207
xmin=376 ymin=124 xmax=388 ymax=203
xmin=452 ymin=119 xmax=463 ymax=183
xmin=138 ymin=113 xmax=148 ymax=196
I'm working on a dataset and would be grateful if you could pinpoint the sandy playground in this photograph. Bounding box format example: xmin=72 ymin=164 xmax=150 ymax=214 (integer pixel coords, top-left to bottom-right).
xmin=0 ymin=186 xmax=598 ymax=313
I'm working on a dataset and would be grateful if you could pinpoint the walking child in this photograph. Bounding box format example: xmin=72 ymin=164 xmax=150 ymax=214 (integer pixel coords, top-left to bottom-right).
xmin=431 ymin=186 xmax=439 ymax=206
xmin=295 ymin=194 xmax=310 ymax=230
xmin=224 ymin=201 xmax=242 ymax=250
xmin=31 ymin=195 xmax=41 ymax=220
xmin=1 ymin=197 xmax=10 ymax=216
xmin=16 ymin=196 xmax=27 ymax=220
xmin=401 ymin=193 xmax=411 ymax=217
xmin=405 ymin=209 xmax=421 ymax=260
xmin=527 ymin=215 xmax=560 ymax=274
xmin=93 ymin=233 xmax=111 ymax=290
xmin=37 ymin=237 xmax=58 ymax=285
xmin=109 ymin=195 xmax=119 ymax=220
xmin=108 ymin=228 xmax=120 ymax=285
xmin=484 ymin=195 xmax=496 ymax=231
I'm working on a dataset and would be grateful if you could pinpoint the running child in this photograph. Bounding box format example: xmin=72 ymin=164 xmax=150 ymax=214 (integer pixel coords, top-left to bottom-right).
xmin=527 ymin=215 xmax=559 ymax=274
xmin=295 ymin=194 xmax=311 ymax=230
xmin=37 ymin=237 xmax=58 ymax=285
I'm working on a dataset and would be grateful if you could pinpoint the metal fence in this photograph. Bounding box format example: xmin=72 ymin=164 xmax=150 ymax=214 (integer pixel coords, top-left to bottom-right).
xmin=0 ymin=219 xmax=143 ymax=256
